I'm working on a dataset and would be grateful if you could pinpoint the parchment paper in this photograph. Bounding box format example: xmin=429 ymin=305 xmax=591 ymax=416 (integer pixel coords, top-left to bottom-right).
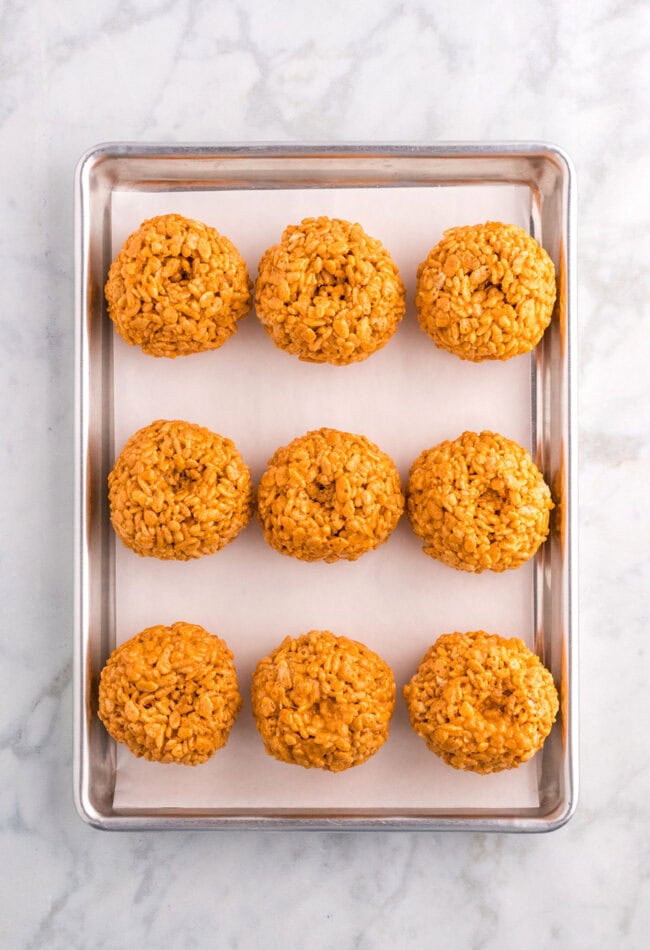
xmin=110 ymin=184 xmax=540 ymax=810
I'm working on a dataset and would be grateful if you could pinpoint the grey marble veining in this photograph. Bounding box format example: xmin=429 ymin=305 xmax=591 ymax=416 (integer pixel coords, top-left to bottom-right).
xmin=1 ymin=0 xmax=649 ymax=947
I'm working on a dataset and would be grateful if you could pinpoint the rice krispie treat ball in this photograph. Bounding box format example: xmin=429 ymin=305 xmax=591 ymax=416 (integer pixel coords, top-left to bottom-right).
xmin=407 ymin=430 xmax=553 ymax=573
xmin=98 ymin=622 xmax=242 ymax=765
xmin=404 ymin=631 xmax=559 ymax=773
xmin=105 ymin=213 xmax=251 ymax=357
xmin=109 ymin=419 xmax=253 ymax=560
xmin=251 ymin=630 xmax=396 ymax=771
xmin=255 ymin=216 xmax=405 ymax=365
xmin=257 ymin=427 xmax=404 ymax=562
xmin=415 ymin=221 xmax=556 ymax=361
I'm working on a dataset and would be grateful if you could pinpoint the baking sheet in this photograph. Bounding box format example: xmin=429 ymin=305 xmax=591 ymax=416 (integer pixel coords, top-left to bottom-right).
xmin=109 ymin=184 xmax=540 ymax=810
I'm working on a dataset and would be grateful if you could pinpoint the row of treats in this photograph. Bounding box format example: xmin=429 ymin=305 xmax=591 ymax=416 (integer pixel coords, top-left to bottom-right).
xmin=109 ymin=423 xmax=553 ymax=570
xmin=105 ymin=213 xmax=556 ymax=364
xmin=99 ymin=624 xmax=558 ymax=775
xmin=97 ymin=212 xmax=559 ymax=778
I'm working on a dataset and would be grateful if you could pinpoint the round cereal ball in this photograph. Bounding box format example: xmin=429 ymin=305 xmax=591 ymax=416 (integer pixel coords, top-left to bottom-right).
xmin=251 ymin=630 xmax=396 ymax=771
xmin=257 ymin=427 xmax=404 ymax=562
xmin=109 ymin=419 xmax=253 ymax=560
xmin=254 ymin=216 xmax=405 ymax=365
xmin=407 ymin=430 xmax=553 ymax=573
xmin=415 ymin=221 xmax=556 ymax=361
xmin=98 ymin=622 xmax=242 ymax=765
xmin=403 ymin=630 xmax=559 ymax=773
xmin=105 ymin=213 xmax=251 ymax=357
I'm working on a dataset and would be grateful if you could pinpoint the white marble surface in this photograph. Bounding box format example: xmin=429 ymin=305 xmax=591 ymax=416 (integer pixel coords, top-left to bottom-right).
xmin=1 ymin=0 xmax=649 ymax=947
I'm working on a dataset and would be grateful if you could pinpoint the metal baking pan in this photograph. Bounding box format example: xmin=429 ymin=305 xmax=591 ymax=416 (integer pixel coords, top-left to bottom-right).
xmin=74 ymin=143 xmax=577 ymax=831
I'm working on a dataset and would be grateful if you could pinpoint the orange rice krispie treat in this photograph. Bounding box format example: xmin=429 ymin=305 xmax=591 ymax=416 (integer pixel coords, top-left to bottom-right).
xmin=251 ymin=630 xmax=396 ymax=771
xmin=404 ymin=630 xmax=559 ymax=773
xmin=257 ymin=427 xmax=404 ymax=562
xmin=255 ymin=216 xmax=405 ymax=364
xmin=109 ymin=419 xmax=253 ymax=560
xmin=415 ymin=221 xmax=556 ymax=361
xmin=98 ymin=622 xmax=242 ymax=765
xmin=407 ymin=430 xmax=553 ymax=573
xmin=105 ymin=213 xmax=251 ymax=357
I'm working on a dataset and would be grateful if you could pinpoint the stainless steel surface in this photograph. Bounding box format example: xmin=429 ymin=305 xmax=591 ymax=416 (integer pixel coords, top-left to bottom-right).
xmin=74 ymin=143 xmax=577 ymax=831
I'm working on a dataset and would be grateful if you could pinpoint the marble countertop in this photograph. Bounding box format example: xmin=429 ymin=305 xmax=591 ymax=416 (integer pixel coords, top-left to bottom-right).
xmin=1 ymin=0 xmax=649 ymax=947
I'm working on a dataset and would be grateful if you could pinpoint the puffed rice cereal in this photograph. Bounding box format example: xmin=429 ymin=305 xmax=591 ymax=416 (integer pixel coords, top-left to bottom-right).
xmin=407 ymin=430 xmax=553 ymax=573
xmin=403 ymin=630 xmax=559 ymax=773
xmin=109 ymin=419 xmax=253 ymax=560
xmin=251 ymin=630 xmax=396 ymax=771
xmin=98 ymin=622 xmax=242 ymax=765
xmin=415 ymin=221 xmax=556 ymax=361
xmin=255 ymin=216 xmax=405 ymax=364
xmin=257 ymin=427 xmax=404 ymax=562
xmin=105 ymin=213 xmax=251 ymax=357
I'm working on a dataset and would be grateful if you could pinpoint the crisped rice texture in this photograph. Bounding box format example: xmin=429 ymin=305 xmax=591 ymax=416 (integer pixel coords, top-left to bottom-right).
xmin=255 ymin=216 xmax=406 ymax=365
xmin=251 ymin=630 xmax=396 ymax=771
xmin=109 ymin=419 xmax=253 ymax=560
xmin=403 ymin=631 xmax=559 ymax=773
xmin=105 ymin=213 xmax=251 ymax=357
xmin=98 ymin=622 xmax=242 ymax=765
xmin=257 ymin=427 xmax=404 ymax=562
xmin=415 ymin=221 xmax=556 ymax=361
xmin=407 ymin=430 xmax=553 ymax=573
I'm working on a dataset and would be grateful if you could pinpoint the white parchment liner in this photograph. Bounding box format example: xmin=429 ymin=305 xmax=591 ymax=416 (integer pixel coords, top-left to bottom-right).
xmin=110 ymin=184 xmax=541 ymax=810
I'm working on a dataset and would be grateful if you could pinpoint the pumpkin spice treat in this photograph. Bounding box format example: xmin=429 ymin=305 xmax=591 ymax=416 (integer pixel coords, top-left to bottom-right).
xmin=257 ymin=427 xmax=404 ymax=563
xmin=105 ymin=213 xmax=251 ymax=357
xmin=404 ymin=630 xmax=559 ymax=774
xmin=415 ymin=221 xmax=556 ymax=361
xmin=109 ymin=419 xmax=253 ymax=560
xmin=255 ymin=216 xmax=405 ymax=365
xmin=407 ymin=430 xmax=553 ymax=573
xmin=98 ymin=622 xmax=242 ymax=766
xmin=251 ymin=630 xmax=396 ymax=772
